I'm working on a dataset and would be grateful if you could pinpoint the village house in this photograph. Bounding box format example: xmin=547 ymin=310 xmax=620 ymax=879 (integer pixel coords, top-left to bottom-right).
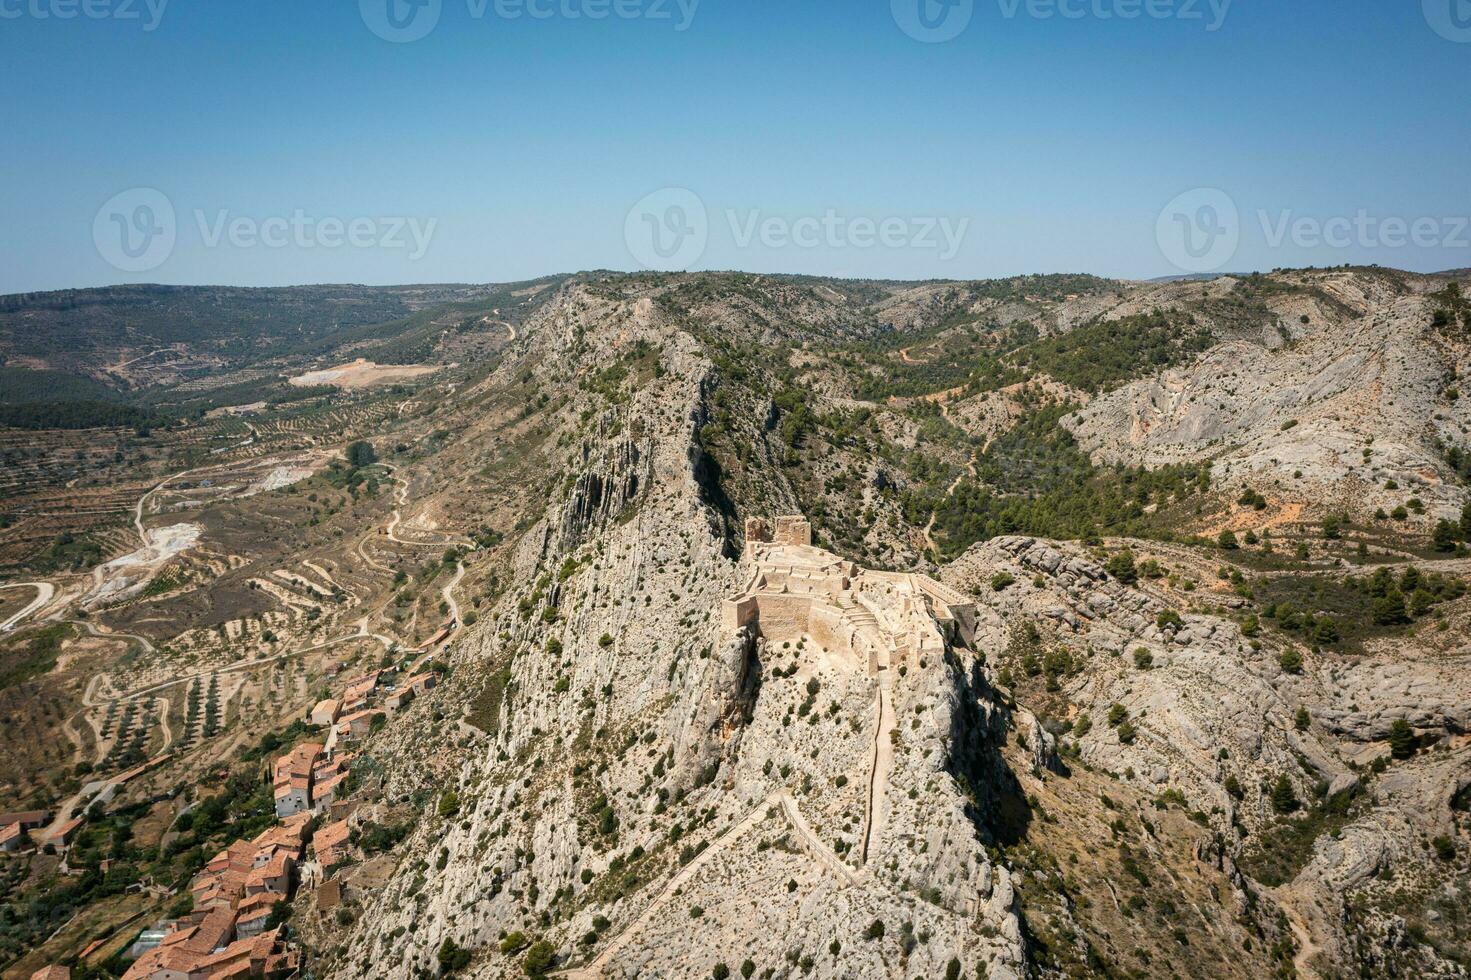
xmin=309 ymin=697 xmax=341 ymax=728
xmin=423 ymin=623 xmax=455 ymax=651
xmin=235 ymin=890 xmax=287 ymax=938
xmin=310 ymin=770 xmax=351 ymax=815
xmin=0 ymin=811 xmax=52 ymax=853
xmin=244 ymin=851 xmax=294 ymax=897
xmin=252 ymin=811 xmax=311 ymax=863
xmin=42 ymin=817 xmax=83 ymax=850
xmin=335 ymin=709 xmax=384 ymax=741
xmin=29 ymin=966 xmax=70 ymax=980
xmin=338 ymin=670 xmax=383 ymax=714
xmin=271 ymin=742 xmax=323 ymax=818
xmin=192 ymin=840 xmax=257 ymax=911
xmin=0 ymin=822 xmax=27 ymax=854
xmin=402 ymin=671 xmax=438 ymax=694
xmin=312 ymin=817 xmax=354 ymax=870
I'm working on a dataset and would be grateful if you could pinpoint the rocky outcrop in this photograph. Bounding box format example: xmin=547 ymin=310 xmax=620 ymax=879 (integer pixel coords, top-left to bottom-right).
xmin=1065 ymin=274 xmax=1470 ymax=524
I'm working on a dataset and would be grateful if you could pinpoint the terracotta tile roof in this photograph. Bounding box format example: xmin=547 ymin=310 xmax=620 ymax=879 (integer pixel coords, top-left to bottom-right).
xmin=42 ymin=817 xmax=83 ymax=844
xmin=313 ymin=771 xmax=349 ymax=800
xmin=314 ymin=818 xmax=353 ymax=866
xmin=0 ymin=810 xmax=52 ymax=827
xmin=341 ymin=671 xmax=381 ymax=703
xmin=236 ymin=890 xmax=287 ymax=915
xmin=180 ymin=906 xmax=236 ymax=955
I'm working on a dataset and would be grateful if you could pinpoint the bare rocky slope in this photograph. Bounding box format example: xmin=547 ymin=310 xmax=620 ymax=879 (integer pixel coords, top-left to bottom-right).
xmin=4 ymin=267 xmax=1467 ymax=980
xmin=299 ymin=269 xmax=1469 ymax=979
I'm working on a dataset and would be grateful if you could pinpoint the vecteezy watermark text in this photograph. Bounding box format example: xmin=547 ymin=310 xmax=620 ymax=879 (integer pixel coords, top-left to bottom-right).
xmin=1156 ymin=187 xmax=1470 ymax=274
xmin=93 ymin=189 xmax=438 ymax=273
xmin=623 ymin=188 xmax=972 ymax=271
xmin=892 ymin=0 xmax=1230 ymax=42
xmin=195 ymin=210 xmax=437 ymax=260
xmin=360 ymin=0 xmax=697 ymax=43
xmin=726 ymin=210 xmax=970 ymax=260
xmin=1259 ymin=211 xmax=1470 ymax=251
xmin=996 ymin=0 xmax=1230 ymax=30
xmin=0 ymin=0 xmax=168 ymax=30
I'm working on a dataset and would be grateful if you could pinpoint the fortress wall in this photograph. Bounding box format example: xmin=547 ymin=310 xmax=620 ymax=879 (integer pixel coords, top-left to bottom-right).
xmin=747 ymin=594 xmax=815 ymax=644
xmin=808 ymin=605 xmax=851 ymax=658
xmin=851 ymin=629 xmax=882 ymax=674
xmin=722 ymin=596 xmax=759 ymax=632
xmin=773 ymin=516 xmax=812 ymax=547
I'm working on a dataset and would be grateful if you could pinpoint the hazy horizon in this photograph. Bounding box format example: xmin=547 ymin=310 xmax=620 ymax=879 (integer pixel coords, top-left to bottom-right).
xmin=4 ymin=1 xmax=1470 ymax=293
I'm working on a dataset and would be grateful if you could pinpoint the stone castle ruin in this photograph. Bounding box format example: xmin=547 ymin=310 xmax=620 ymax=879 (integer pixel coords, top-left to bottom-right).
xmin=724 ymin=516 xmax=976 ymax=676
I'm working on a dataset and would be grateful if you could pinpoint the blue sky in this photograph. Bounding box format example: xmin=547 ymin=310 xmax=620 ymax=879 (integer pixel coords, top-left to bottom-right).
xmin=2 ymin=0 xmax=1467 ymax=291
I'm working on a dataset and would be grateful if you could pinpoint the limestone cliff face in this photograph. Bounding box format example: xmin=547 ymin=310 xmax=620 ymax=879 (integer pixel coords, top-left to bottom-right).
xmin=1064 ymin=274 xmax=1470 ymax=524
xmin=945 ymin=535 xmax=1471 ymax=979
xmin=307 ymin=272 xmax=1469 ymax=980
xmin=324 ymin=296 xmax=1030 ymax=980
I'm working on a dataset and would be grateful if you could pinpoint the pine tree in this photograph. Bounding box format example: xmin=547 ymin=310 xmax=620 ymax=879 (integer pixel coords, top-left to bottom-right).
xmin=1372 ymin=589 xmax=1408 ymax=625
xmin=1433 ymin=520 xmax=1458 ymax=553
xmin=1270 ymin=774 xmax=1299 ymax=814
xmin=1294 ymin=706 xmax=1310 ymax=731
xmin=1388 ymin=719 xmax=1416 ymax=759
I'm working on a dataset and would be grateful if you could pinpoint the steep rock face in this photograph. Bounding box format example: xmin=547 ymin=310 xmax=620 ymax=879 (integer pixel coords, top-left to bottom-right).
xmin=944 ymin=535 xmax=1471 ymax=979
xmin=947 ymin=536 xmax=1352 ymax=821
xmin=290 ymin=270 xmax=1471 ymax=980
xmin=327 ymin=315 xmax=1028 ymax=979
xmin=1065 ymin=278 xmax=1470 ymax=522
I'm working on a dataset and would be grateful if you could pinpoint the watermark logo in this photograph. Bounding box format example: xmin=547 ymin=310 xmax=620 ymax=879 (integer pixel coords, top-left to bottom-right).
xmin=726 ymin=210 xmax=970 ymax=260
xmin=194 ymin=210 xmax=437 ymax=259
xmin=1258 ymin=210 xmax=1469 ymax=251
xmin=624 ymin=189 xmax=973 ymax=270
xmin=892 ymin=0 xmax=974 ymax=42
xmin=996 ymin=0 xmax=1231 ymax=30
xmin=361 ymin=0 xmax=698 ymax=41
xmin=893 ymin=0 xmax=1232 ymax=41
xmin=0 ymin=0 xmax=169 ymax=31
xmin=92 ymin=192 xmax=438 ymax=273
xmin=360 ymin=0 xmax=442 ymax=42
xmin=625 ymin=188 xmax=708 ymax=271
xmin=1156 ymin=188 xmax=1239 ymax=274
xmin=94 ymin=188 xmax=176 ymax=273
xmin=1423 ymin=0 xmax=1471 ymax=42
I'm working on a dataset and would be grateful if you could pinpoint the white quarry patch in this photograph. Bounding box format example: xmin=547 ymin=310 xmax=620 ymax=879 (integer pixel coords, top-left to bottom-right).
xmin=288 ymin=358 xmax=439 ymax=389
xmin=84 ymin=523 xmax=202 ymax=607
xmin=251 ymin=465 xmax=314 ymax=495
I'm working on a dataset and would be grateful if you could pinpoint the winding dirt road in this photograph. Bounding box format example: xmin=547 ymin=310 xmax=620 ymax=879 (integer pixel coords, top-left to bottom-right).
xmin=442 ymin=562 xmax=466 ymax=627
xmin=568 ymin=789 xmax=858 ymax=978
xmin=0 ymin=581 xmax=55 ymax=632
xmin=860 ymin=683 xmax=896 ymax=865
